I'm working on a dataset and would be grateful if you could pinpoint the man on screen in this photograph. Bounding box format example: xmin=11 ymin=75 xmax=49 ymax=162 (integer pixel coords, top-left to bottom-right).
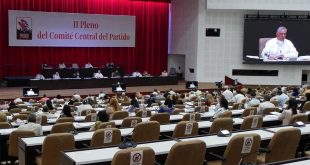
xmin=261 ymin=26 xmax=298 ymax=61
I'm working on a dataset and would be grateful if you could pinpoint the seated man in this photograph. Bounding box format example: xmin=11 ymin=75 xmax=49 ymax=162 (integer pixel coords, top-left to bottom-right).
xmin=132 ymin=70 xmax=142 ymax=77
xmin=73 ymin=71 xmax=80 ymax=78
xmin=142 ymin=70 xmax=151 ymax=77
xmin=161 ymin=70 xmax=168 ymax=77
xmin=53 ymin=72 xmax=61 ymax=79
xmin=17 ymin=113 xmax=43 ymax=136
xmin=116 ymin=84 xmax=124 ymax=92
xmin=34 ymin=73 xmax=45 ymax=80
xmin=26 ymin=89 xmax=37 ymax=96
xmin=58 ymin=62 xmax=66 ymax=69
xmin=94 ymin=70 xmax=104 ymax=79
xmin=84 ymin=62 xmax=93 ymax=68
xmin=111 ymin=69 xmax=121 ymax=78
xmin=189 ymin=82 xmax=196 ymax=89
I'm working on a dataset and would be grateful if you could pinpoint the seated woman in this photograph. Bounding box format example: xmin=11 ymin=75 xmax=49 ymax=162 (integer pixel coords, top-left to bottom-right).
xmin=89 ymin=111 xmax=109 ymax=131
xmin=45 ymin=100 xmax=55 ymax=111
xmin=278 ymin=97 xmax=297 ymax=125
xmin=213 ymin=96 xmax=229 ymax=119
xmin=106 ymin=97 xmax=122 ymax=119
xmin=41 ymin=106 xmax=56 ymax=119
xmin=60 ymin=105 xmax=73 ymax=117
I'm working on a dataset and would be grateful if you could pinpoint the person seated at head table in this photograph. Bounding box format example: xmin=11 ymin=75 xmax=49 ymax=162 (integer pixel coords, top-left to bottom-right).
xmin=34 ymin=73 xmax=45 ymax=80
xmin=132 ymin=70 xmax=142 ymax=77
xmin=58 ymin=62 xmax=66 ymax=69
xmin=73 ymin=71 xmax=80 ymax=78
xmin=111 ymin=69 xmax=121 ymax=78
xmin=94 ymin=70 xmax=104 ymax=79
xmin=85 ymin=62 xmax=93 ymax=68
xmin=53 ymin=72 xmax=61 ymax=79
xmin=161 ymin=70 xmax=168 ymax=77
xmin=17 ymin=113 xmax=43 ymax=136
xmin=142 ymin=70 xmax=151 ymax=77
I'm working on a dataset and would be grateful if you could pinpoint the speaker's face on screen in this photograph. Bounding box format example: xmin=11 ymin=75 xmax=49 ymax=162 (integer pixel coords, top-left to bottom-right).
xmin=276 ymin=30 xmax=287 ymax=41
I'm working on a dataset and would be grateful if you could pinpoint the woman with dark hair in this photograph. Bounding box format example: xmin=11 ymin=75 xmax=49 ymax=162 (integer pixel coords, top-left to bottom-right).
xmin=8 ymin=102 xmax=18 ymax=112
xmin=60 ymin=105 xmax=73 ymax=117
xmin=278 ymin=97 xmax=298 ymax=125
xmin=89 ymin=111 xmax=109 ymax=131
xmin=130 ymin=95 xmax=139 ymax=108
xmin=213 ymin=96 xmax=228 ymax=119
xmin=45 ymin=100 xmax=54 ymax=111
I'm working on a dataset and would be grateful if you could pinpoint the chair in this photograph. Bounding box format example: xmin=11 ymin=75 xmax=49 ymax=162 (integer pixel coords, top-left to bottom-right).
xmin=209 ymin=118 xmax=233 ymax=134
xmin=12 ymin=114 xmax=28 ymax=121
xmin=8 ymin=130 xmax=35 ymax=163
xmin=172 ymin=109 xmax=185 ymax=115
xmin=218 ymin=111 xmax=232 ymax=118
xmin=302 ymin=101 xmax=310 ymax=111
xmin=194 ymin=106 xmax=209 ymax=113
xmin=80 ymin=109 xmax=96 ymax=116
xmin=150 ymin=113 xmax=170 ymax=124
xmin=98 ymin=121 xmax=116 ymax=129
xmin=257 ymin=128 xmax=301 ymax=164
xmin=56 ymin=117 xmax=74 ymax=123
xmin=111 ymin=147 xmax=155 ymax=165
xmin=172 ymin=121 xmax=198 ymax=138
xmin=111 ymin=111 xmax=129 ymax=120
xmin=182 ymin=113 xmax=201 ymax=121
xmin=50 ymin=122 xmax=75 ymax=134
xmin=262 ymin=108 xmax=279 ymax=115
xmin=230 ymin=103 xmax=240 ymax=110
xmin=240 ymin=115 xmax=263 ymax=130
xmin=174 ymin=104 xmax=185 ymax=109
xmin=288 ymin=114 xmax=308 ymax=124
xmin=35 ymin=133 xmax=75 ymax=165
xmin=242 ymin=108 xmax=257 ymax=117
xmin=136 ymin=110 xmax=152 ymax=118
xmin=9 ymin=108 xmax=21 ymax=114
xmin=132 ymin=121 xmax=160 ymax=143
xmin=165 ymin=140 xmax=206 ymax=165
xmin=259 ymin=38 xmax=272 ymax=58
xmin=37 ymin=115 xmax=48 ymax=126
xmin=90 ymin=128 xmax=121 ymax=148
xmin=0 ymin=122 xmax=11 ymax=129
xmin=121 ymin=117 xmax=142 ymax=128
xmin=208 ymin=133 xmax=261 ymax=165
xmin=121 ymin=101 xmax=131 ymax=106
xmin=85 ymin=113 xmax=97 ymax=122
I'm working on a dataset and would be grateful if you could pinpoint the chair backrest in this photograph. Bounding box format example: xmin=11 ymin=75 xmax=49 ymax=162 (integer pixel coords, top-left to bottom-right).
xmin=8 ymin=130 xmax=35 ymax=157
xmin=12 ymin=114 xmax=28 ymax=121
xmin=150 ymin=113 xmax=170 ymax=124
xmin=10 ymin=108 xmax=21 ymax=113
xmin=218 ymin=111 xmax=232 ymax=118
xmin=209 ymin=118 xmax=233 ymax=134
xmin=242 ymin=108 xmax=257 ymax=117
xmin=165 ymin=140 xmax=206 ymax=165
xmin=259 ymin=38 xmax=272 ymax=58
xmin=80 ymin=109 xmax=95 ymax=116
xmin=90 ymin=128 xmax=121 ymax=148
xmin=0 ymin=122 xmax=11 ymax=129
xmin=262 ymin=108 xmax=279 ymax=115
xmin=121 ymin=117 xmax=142 ymax=128
xmin=240 ymin=115 xmax=263 ymax=130
xmin=98 ymin=121 xmax=116 ymax=129
xmin=289 ymin=114 xmax=308 ymax=124
xmin=182 ymin=113 xmax=201 ymax=122
xmin=85 ymin=113 xmax=97 ymax=122
xmin=265 ymin=128 xmax=301 ymax=163
xmin=56 ymin=117 xmax=74 ymax=123
xmin=302 ymin=101 xmax=310 ymax=111
xmin=136 ymin=110 xmax=152 ymax=118
xmin=172 ymin=121 xmax=198 ymax=138
xmin=174 ymin=104 xmax=185 ymax=109
xmin=38 ymin=115 xmax=48 ymax=126
xmin=132 ymin=121 xmax=160 ymax=143
xmin=222 ymin=133 xmax=261 ymax=165
xmin=172 ymin=109 xmax=185 ymax=115
xmin=111 ymin=111 xmax=129 ymax=120
xmin=111 ymin=147 xmax=155 ymax=165
xmin=40 ymin=133 xmax=75 ymax=165
xmin=231 ymin=103 xmax=240 ymax=110
xmin=50 ymin=122 xmax=75 ymax=134
xmin=121 ymin=101 xmax=131 ymax=106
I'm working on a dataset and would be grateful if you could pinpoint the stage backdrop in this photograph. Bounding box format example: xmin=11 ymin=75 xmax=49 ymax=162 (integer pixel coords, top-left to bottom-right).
xmin=0 ymin=0 xmax=169 ymax=79
xmin=9 ymin=10 xmax=136 ymax=47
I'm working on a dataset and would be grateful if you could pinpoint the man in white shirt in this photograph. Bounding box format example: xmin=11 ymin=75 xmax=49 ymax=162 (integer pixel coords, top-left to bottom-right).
xmin=257 ymin=95 xmax=275 ymax=115
xmin=261 ymin=26 xmax=298 ymax=61
xmin=77 ymin=101 xmax=93 ymax=115
xmin=85 ymin=62 xmax=93 ymax=68
xmin=58 ymin=62 xmax=66 ymax=69
xmin=53 ymin=72 xmax=61 ymax=79
xmin=161 ymin=70 xmax=168 ymax=77
xmin=132 ymin=71 xmax=142 ymax=77
xmin=94 ymin=70 xmax=104 ymax=79
xmin=244 ymin=91 xmax=260 ymax=108
xmin=231 ymin=90 xmax=245 ymax=103
xmin=222 ymin=86 xmax=233 ymax=101
xmin=34 ymin=74 xmax=45 ymax=80
xmin=17 ymin=113 xmax=43 ymax=136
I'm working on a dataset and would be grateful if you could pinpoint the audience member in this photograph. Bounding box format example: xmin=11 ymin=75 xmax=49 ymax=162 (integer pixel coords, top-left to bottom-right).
xmin=8 ymin=102 xmax=18 ymax=112
xmin=17 ymin=113 xmax=43 ymax=136
xmin=130 ymin=95 xmax=139 ymax=108
xmin=222 ymin=86 xmax=233 ymax=101
xmin=257 ymin=95 xmax=275 ymax=114
xmin=60 ymin=105 xmax=73 ymax=117
xmin=106 ymin=98 xmax=121 ymax=119
xmin=278 ymin=98 xmax=297 ymax=125
xmin=0 ymin=100 xmax=9 ymax=110
xmin=213 ymin=96 xmax=228 ymax=119
xmin=39 ymin=94 xmax=49 ymax=102
xmin=89 ymin=111 xmax=109 ymax=131
xmin=0 ymin=112 xmax=7 ymax=122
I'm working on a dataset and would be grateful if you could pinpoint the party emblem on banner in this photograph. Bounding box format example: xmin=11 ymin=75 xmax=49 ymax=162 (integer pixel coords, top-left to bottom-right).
xmin=16 ymin=17 xmax=32 ymax=40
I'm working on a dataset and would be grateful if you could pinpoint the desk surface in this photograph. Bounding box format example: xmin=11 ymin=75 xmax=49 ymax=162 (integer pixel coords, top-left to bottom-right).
xmin=266 ymin=124 xmax=310 ymax=135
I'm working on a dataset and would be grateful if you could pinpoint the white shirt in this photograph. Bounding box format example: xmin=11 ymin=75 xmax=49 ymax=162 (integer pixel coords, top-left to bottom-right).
xmin=231 ymin=94 xmax=245 ymax=103
xmin=53 ymin=74 xmax=61 ymax=80
xmin=94 ymin=72 xmax=104 ymax=79
xmin=58 ymin=63 xmax=66 ymax=69
xmin=261 ymin=38 xmax=298 ymax=60
xmin=77 ymin=104 xmax=93 ymax=115
xmin=278 ymin=109 xmax=292 ymax=125
xmin=257 ymin=101 xmax=275 ymax=115
xmin=161 ymin=72 xmax=168 ymax=77
xmin=213 ymin=107 xmax=228 ymax=119
xmin=132 ymin=72 xmax=142 ymax=77
xmin=245 ymin=98 xmax=260 ymax=108
xmin=222 ymin=89 xmax=233 ymax=101
xmin=85 ymin=63 xmax=93 ymax=68
xmin=17 ymin=122 xmax=43 ymax=136
xmin=34 ymin=74 xmax=45 ymax=80
xmin=14 ymin=98 xmax=23 ymax=103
